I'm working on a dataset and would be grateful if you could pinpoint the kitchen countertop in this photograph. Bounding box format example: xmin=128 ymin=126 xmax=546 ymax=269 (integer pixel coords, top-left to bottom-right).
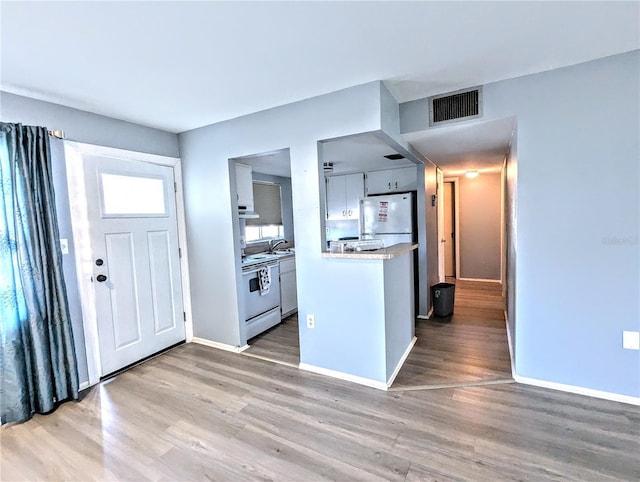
xmin=322 ymin=243 xmax=418 ymax=260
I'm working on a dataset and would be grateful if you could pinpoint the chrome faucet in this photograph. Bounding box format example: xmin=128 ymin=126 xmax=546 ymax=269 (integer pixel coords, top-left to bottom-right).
xmin=269 ymin=239 xmax=286 ymax=253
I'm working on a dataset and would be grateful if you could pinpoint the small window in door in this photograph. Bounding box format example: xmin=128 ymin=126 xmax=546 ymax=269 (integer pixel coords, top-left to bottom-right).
xmin=100 ymin=173 xmax=168 ymax=217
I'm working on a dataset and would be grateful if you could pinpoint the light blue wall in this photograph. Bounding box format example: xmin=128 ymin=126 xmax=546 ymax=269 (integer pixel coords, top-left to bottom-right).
xmin=401 ymin=51 xmax=640 ymax=398
xmin=178 ymin=81 xmax=383 ymax=349
xmin=0 ymin=92 xmax=179 ymax=157
xmin=505 ymin=132 xmax=518 ymax=361
xmin=251 ymin=172 xmax=295 ymax=243
xmin=377 ymin=84 xmax=438 ymax=317
xmin=307 ymin=258 xmax=387 ymax=381
xmin=1 ymin=91 xmax=180 ymax=385
xmin=384 ymin=254 xmax=415 ymax=380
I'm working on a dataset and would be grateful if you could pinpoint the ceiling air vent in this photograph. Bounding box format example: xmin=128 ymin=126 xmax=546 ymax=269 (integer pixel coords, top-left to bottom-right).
xmin=429 ymin=86 xmax=482 ymax=126
xmin=323 ymin=162 xmax=334 ymax=173
xmin=383 ymin=153 xmax=405 ymax=160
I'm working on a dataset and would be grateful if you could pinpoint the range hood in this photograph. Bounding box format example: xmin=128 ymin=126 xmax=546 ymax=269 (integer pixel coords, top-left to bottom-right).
xmin=239 ymin=210 xmax=259 ymax=219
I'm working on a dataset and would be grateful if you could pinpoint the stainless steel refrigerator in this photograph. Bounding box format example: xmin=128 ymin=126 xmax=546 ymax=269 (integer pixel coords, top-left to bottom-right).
xmin=359 ymin=192 xmax=415 ymax=247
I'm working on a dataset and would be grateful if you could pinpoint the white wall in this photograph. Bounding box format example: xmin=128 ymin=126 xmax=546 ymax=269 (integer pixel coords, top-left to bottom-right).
xmin=458 ymin=171 xmax=502 ymax=280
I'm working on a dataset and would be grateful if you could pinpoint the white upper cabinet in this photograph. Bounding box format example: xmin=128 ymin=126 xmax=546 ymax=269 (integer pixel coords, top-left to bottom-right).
xmin=235 ymin=163 xmax=254 ymax=212
xmin=326 ymin=173 xmax=364 ymax=220
xmin=366 ymin=166 xmax=417 ymax=195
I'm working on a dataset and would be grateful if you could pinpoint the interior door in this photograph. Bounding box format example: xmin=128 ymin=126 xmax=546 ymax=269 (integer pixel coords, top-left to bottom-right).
xmin=444 ymin=182 xmax=456 ymax=277
xmin=83 ymin=154 xmax=185 ymax=376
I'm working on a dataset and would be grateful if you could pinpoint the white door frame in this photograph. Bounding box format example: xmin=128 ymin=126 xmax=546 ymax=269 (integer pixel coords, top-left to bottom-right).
xmin=64 ymin=141 xmax=193 ymax=387
xmin=500 ymin=161 xmax=506 ymax=292
xmin=443 ymin=177 xmax=461 ymax=279
xmin=436 ymin=168 xmax=445 ymax=282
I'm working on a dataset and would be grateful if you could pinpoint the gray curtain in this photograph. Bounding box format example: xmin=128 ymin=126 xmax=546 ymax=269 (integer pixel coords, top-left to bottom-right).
xmin=0 ymin=122 xmax=79 ymax=424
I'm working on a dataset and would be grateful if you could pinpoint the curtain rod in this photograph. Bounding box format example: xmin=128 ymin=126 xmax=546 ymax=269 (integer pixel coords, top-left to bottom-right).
xmin=47 ymin=130 xmax=65 ymax=139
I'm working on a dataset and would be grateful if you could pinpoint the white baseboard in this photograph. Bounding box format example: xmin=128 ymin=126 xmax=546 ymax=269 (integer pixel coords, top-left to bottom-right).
xmin=298 ymin=363 xmax=388 ymax=391
xmin=192 ymin=337 xmax=249 ymax=353
xmin=458 ymin=277 xmax=501 ymax=283
xmin=514 ymin=375 xmax=640 ymax=406
xmin=502 ymin=312 xmax=638 ymax=405
xmin=79 ymin=381 xmax=90 ymax=390
xmin=386 ymin=336 xmax=417 ymax=388
xmin=504 ymin=310 xmax=516 ymax=376
xmin=417 ymin=307 xmax=434 ymax=320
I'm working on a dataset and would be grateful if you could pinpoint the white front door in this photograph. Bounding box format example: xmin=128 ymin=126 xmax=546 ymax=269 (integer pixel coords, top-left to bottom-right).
xmin=83 ymin=154 xmax=185 ymax=376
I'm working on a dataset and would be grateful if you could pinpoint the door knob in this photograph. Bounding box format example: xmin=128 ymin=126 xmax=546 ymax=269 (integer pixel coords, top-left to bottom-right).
xmin=96 ymin=274 xmax=107 ymax=282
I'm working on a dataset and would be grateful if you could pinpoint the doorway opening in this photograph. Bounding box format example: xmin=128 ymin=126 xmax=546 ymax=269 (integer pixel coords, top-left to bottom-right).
xmin=396 ymin=116 xmax=517 ymax=389
xmin=442 ymin=178 xmax=459 ymax=280
xmin=230 ymin=149 xmax=300 ymax=367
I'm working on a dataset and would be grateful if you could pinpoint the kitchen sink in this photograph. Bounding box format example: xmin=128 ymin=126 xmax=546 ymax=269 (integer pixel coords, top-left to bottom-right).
xmin=273 ymin=251 xmax=294 ymax=258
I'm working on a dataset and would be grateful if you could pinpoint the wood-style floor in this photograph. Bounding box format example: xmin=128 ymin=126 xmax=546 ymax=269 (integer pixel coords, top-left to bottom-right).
xmin=244 ymin=313 xmax=300 ymax=367
xmin=2 ymin=343 xmax=638 ymax=480
xmin=243 ymin=279 xmax=512 ymax=390
xmin=393 ymin=278 xmax=513 ymax=390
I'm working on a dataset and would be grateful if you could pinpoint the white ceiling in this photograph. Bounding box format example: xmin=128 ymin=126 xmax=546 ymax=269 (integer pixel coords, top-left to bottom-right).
xmin=234 ymin=149 xmax=292 ymax=178
xmin=233 ymin=133 xmax=414 ymax=178
xmin=1 ymin=2 xmax=638 ymax=133
xmin=404 ymin=117 xmax=516 ymax=176
xmin=322 ymin=133 xmax=414 ymax=175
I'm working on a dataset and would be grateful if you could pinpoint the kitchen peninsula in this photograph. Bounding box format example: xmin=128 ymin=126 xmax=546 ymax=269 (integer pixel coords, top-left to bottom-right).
xmin=300 ymin=243 xmax=418 ymax=390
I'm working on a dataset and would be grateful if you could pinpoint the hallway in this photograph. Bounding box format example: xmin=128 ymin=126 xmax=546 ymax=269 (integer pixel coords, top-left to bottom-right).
xmin=392 ymin=279 xmax=512 ymax=390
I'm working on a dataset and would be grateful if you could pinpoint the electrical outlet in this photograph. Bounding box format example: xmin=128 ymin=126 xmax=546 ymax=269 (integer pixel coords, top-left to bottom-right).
xmin=306 ymin=314 xmax=315 ymax=329
xmin=622 ymin=331 xmax=640 ymax=350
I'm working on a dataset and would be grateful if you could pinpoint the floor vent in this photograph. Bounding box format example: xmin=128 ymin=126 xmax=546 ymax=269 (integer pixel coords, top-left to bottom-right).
xmin=429 ymin=87 xmax=482 ymax=126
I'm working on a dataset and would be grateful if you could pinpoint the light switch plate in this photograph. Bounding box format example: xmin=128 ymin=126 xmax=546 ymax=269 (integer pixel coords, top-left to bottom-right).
xmin=622 ymin=331 xmax=640 ymax=350
xmin=59 ymin=238 xmax=69 ymax=255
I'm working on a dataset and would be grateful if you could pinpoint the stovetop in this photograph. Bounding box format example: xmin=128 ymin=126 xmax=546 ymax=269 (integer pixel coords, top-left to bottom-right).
xmin=241 ymin=253 xmax=279 ymax=269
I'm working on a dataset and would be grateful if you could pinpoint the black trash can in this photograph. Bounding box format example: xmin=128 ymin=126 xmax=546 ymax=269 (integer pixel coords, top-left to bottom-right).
xmin=431 ymin=283 xmax=455 ymax=317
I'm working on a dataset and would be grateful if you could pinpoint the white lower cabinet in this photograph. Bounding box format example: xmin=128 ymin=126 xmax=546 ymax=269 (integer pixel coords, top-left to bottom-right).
xmin=279 ymin=257 xmax=298 ymax=317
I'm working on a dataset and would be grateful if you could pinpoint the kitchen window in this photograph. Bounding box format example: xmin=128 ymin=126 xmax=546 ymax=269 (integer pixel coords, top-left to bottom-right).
xmin=245 ymin=181 xmax=284 ymax=243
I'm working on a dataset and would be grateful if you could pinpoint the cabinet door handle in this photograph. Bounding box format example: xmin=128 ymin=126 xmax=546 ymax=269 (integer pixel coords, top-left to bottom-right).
xmin=342 ymin=210 xmax=346 ymax=217
xmin=395 ymin=181 xmax=398 ymax=189
xmin=388 ymin=182 xmax=391 ymax=190
xmin=348 ymin=209 xmax=352 ymax=217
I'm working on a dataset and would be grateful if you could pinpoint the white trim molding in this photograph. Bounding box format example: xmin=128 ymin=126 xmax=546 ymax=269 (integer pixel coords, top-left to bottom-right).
xmin=504 ymin=310 xmax=516 ymax=375
xmin=299 ymin=363 xmax=388 ymax=391
xmin=417 ymin=307 xmax=434 ymax=320
xmin=513 ymin=375 xmax=640 ymax=406
xmin=458 ymin=277 xmax=502 ymax=283
xmin=192 ymin=337 xmax=249 ymax=353
xmin=79 ymin=381 xmax=91 ymax=391
xmin=386 ymin=336 xmax=417 ymax=388
xmin=503 ymin=311 xmax=638 ymax=406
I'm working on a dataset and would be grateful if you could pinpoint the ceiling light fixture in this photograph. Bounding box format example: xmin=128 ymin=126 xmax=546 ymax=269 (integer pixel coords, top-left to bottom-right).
xmin=465 ymin=170 xmax=479 ymax=179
